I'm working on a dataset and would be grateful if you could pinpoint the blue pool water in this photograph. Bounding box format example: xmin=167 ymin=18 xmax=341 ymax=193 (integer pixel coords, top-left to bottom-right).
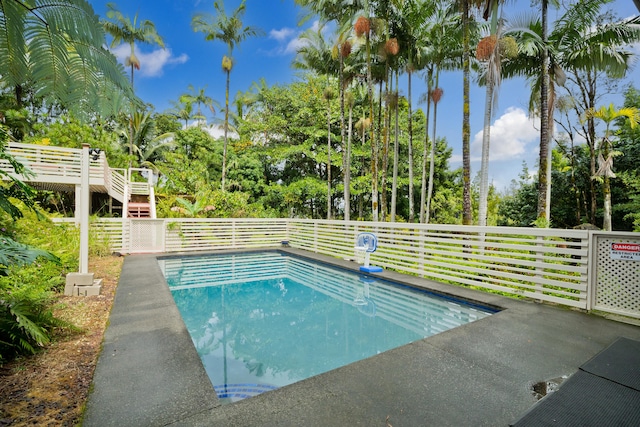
xmin=159 ymin=251 xmax=495 ymax=403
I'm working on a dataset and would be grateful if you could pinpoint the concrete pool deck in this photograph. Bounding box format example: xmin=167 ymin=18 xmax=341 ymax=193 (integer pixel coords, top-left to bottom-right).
xmin=83 ymin=248 xmax=640 ymax=426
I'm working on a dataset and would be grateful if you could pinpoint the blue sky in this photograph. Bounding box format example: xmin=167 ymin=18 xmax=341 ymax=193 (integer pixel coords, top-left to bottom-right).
xmin=89 ymin=0 xmax=640 ymax=191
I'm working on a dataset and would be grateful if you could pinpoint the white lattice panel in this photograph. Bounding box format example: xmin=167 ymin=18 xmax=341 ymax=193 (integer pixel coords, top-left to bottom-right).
xmin=593 ymin=235 xmax=640 ymax=319
xmin=129 ymin=219 xmax=165 ymax=253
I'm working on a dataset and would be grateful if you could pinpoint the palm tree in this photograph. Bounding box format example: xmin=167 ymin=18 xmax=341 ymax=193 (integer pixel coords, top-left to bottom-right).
xmin=192 ymin=0 xmax=263 ymax=191
xmin=0 ymin=0 xmax=133 ymax=118
xmin=170 ymin=98 xmax=195 ymax=128
xmin=293 ymin=28 xmax=339 ymax=219
xmin=395 ymin=0 xmax=436 ymax=223
xmin=418 ymin=3 xmax=462 ymax=224
xmin=462 ymin=0 xmax=475 ymax=226
xmin=476 ymin=1 xmax=503 ymax=227
xmin=118 ymin=110 xmax=175 ymax=170
xmin=180 ymin=85 xmax=219 ymax=126
xmin=537 ymin=0 xmax=554 ymax=225
xmin=102 ymin=3 xmax=164 ymax=161
xmin=102 ymin=2 xmax=165 ymax=89
xmin=503 ymin=0 xmax=640 ymax=225
xmin=293 ymin=0 xmax=364 ymax=221
xmin=584 ymin=103 xmax=639 ymax=231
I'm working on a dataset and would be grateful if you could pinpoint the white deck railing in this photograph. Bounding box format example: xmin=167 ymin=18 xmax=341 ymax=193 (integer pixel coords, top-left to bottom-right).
xmin=2 ymin=142 xmax=83 ymax=183
xmin=1 ymin=142 xmax=149 ymax=206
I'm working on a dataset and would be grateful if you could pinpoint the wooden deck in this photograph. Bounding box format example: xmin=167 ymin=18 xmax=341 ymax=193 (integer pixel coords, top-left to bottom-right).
xmin=1 ymin=142 xmax=153 ymax=217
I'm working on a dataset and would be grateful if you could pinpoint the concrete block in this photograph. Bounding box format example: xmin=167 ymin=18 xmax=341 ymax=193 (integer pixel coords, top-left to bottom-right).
xmin=65 ymin=272 xmax=94 ymax=295
xmin=74 ymin=281 xmax=102 ymax=296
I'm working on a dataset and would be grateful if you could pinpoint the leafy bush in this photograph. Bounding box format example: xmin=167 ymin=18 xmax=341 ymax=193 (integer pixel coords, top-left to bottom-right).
xmin=0 ymin=241 xmax=69 ymax=363
xmin=0 ymin=209 xmax=79 ymax=363
xmin=0 ymin=293 xmax=71 ymax=362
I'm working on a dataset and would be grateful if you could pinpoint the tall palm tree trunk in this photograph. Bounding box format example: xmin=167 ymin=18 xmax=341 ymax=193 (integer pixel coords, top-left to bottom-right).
xmin=366 ymin=31 xmax=378 ymax=221
xmin=381 ymin=70 xmax=391 ymax=221
xmin=221 ymin=70 xmax=231 ymax=190
xmin=426 ymin=78 xmax=441 ymax=224
xmin=537 ymin=0 xmax=550 ymax=224
xmin=326 ymin=97 xmax=332 ymax=219
xmin=407 ymin=69 xmax=415 ymax=223
xmin=340 ymin=52 xmax=350 ymax=221
xmin=478 ymin=76 xmax=494 ymax=226
xmin=462 ymin=0 xmax=473 ymax=226
xmin=420 ymin=68 xmax=433 ymax=223
xmin=347 ymin=95 xmax=354 ymax=220
xmin=391 ymin=71 xmax=400 ymax=222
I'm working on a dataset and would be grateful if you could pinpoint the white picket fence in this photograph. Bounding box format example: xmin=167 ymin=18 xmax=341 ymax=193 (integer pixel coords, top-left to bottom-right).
xmin=87 ymin=217 xmax=640 ymax=318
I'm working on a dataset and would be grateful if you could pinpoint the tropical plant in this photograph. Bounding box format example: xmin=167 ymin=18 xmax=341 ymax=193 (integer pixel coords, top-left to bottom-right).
xmin=293 ymin=28 xmax=339 ymax=219
xmin=0 ymin=0 xmax=133 ymax=119
xmin=419 ymin=3 xmax=462 ymax=224
xmin=504 ymin=0 xmax=640 ymax=224
xmin=102 ymin=2 xmax=165 ymax=89
xmin=0 ymin=293 xmax=70 ymax=361
xmin=116 ymin=110 xmax=175 ymax=170
xmin=0 ymin=125 xmax=39 ymax=219
xmin=192 ymin=0 xmax=263 ymax=191
xmin=170 ymin=97 xmax=195 ymax=128
xmin=0 ymin=236 xmax=59 ymax=276
xmin=462 ymin=0 xmax=475 ymax=226
xmin=180 ymin=85 xmax=219 ymax=125
xmin=475 ymin=1 xmax=506 ymax=227
xmin=0 ymin=128 xmax=70 ymax=362
xmin=584 ymin=103 xmax=639 ymax=231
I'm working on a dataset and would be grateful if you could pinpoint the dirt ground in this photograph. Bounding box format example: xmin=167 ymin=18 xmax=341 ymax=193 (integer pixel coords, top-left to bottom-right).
xmin=0 ymin=255 xmax=123 ymax=427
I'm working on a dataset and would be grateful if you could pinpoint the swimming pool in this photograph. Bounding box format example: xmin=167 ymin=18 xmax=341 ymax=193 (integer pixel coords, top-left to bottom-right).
xmin=159 ymin=251 xmax=496 ymax=403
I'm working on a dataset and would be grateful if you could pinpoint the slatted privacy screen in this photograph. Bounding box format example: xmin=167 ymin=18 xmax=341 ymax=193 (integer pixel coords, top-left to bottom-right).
xmin=90 ymin=218 xmax=124 ymax=252
xmin=86 ymin=218 xmax=640 ymax=316
xmin=287 ymin=220 xmax=590 ymax=309
xmin=163 ymin=219 xmax=288 ymax=253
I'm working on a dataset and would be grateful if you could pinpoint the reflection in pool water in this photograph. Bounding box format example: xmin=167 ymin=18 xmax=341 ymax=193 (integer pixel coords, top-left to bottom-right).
xmin=160 ymin=252 xmax=494 ymax=403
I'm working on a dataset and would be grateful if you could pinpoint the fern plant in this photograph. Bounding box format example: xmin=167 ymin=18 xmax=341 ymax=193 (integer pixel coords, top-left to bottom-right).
xmin=0 ymin=0 xmax=135 ymax=119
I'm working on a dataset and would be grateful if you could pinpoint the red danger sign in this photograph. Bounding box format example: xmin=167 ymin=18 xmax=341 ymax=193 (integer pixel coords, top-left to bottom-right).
xmin=611 ymin=243 xmax=640 ymax=252
xmin=611 ymin=243 xmax=640 ymax=261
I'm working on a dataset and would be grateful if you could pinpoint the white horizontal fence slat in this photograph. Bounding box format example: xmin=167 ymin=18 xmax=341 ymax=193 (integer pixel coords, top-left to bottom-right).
xmin=86 ymin=218 xmax=640 ymax=312
xmin=90 ymin=218 xmax=124 ymax=252
xmin=163 ymin=218 xmax=287 ymax=252
xmin=287 ymin=220 xmax=590 ymax=309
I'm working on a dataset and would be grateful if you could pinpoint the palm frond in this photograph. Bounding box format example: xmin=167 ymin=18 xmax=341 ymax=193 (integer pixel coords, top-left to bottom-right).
xmin=0 ymin=0 xmax=134 ymax=118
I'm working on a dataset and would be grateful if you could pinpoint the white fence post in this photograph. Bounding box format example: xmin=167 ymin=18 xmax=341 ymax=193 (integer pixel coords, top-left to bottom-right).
xmin=79 ymin=144 xmax=90 ymax=274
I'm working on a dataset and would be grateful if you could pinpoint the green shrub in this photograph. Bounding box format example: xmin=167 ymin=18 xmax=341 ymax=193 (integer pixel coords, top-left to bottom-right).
xmin=0 ymin=294 xmax=70 ymax=362
xmin=0 ymin=208 xmax=79 ymax=363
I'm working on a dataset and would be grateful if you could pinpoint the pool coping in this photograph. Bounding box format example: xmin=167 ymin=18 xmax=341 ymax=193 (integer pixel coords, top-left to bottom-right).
xmin=83 ymin=248 xmax=640 ymax=426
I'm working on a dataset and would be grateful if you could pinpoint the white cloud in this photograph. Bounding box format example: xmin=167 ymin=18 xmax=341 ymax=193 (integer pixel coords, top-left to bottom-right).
xmin=470 ymin=107 xmax=539 ymax=161
xmin=110 ymin=44 xmax=189 ymax=78
xmin=263 ymin=20 xmax=334 ymax=56
xmin=285 ymin=37 xmax=309 ymax=55
xmin=269 ymin=27 xmax=296 ymax=42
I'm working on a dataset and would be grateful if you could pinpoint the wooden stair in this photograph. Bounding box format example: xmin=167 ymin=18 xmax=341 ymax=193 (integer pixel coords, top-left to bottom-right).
xmin=127 ymin=202 xmax=151 ymax=218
